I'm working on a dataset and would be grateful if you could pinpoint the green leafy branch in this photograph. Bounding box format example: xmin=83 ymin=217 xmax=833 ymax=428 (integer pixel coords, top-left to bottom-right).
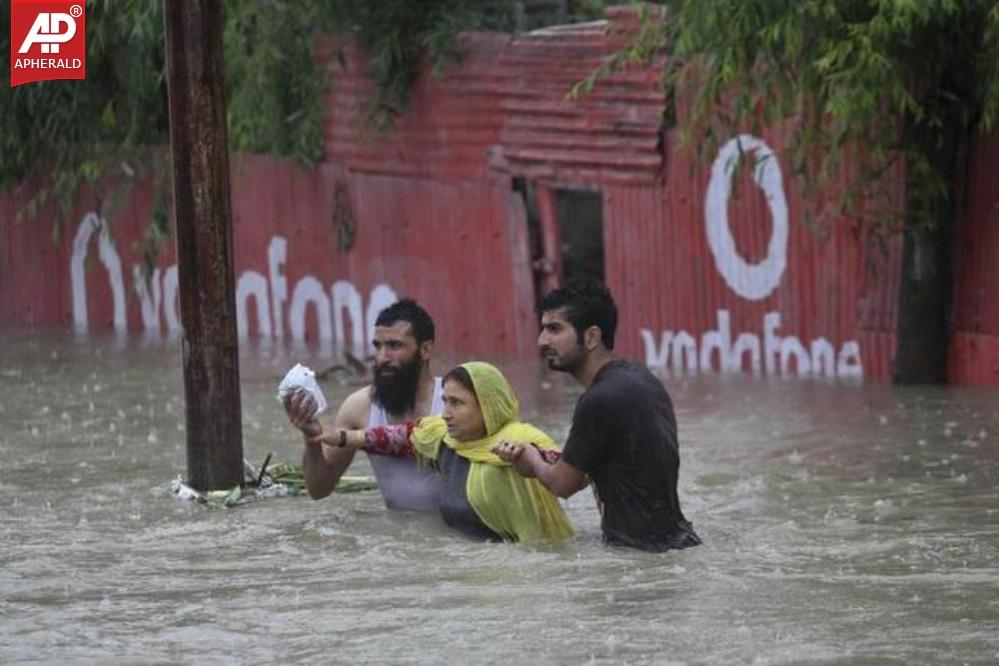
xmin=574 ymin=1 xmax=999 ymax=237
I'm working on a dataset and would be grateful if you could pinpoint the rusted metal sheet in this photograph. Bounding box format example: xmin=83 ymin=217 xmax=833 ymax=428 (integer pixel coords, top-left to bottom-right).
xmin=609 ymin=131 xmax=900 ymax=380
xmin=0 ymin=156 xmax=536 ymax=358
xmin=948 ymin=332 xmax=999 ymax=385
xmin=949 ymin=130 xmax=999 ymax=384
xmin=320 ymin=21 xmax=664 ymax=188
xmin=321 ymin=34 xmax=510 ymax=183
xmin=329 ymin=172 xmax=535 ymax=354
xmin=0 ymin=179 xmax=161 ymax=333
xmin=495 ymin=22 xmax=664 ymax=187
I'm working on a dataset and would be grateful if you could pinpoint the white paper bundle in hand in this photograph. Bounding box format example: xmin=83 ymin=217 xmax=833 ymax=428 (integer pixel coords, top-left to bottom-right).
xmin=276 ymin=363 xmax=328 ymax=414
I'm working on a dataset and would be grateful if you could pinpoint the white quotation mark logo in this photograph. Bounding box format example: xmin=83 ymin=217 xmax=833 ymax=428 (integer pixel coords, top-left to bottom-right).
xmin=18 ymin=9 xmax=80 ymax=54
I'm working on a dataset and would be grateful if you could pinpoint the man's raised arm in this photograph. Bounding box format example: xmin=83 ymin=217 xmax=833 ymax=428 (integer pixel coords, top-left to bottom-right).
xmin=286 ymin=387 xmax=368 ymax=500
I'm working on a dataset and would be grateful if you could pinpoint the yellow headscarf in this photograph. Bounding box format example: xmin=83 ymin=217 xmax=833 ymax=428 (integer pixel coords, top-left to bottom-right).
xmin=410 ymin=362 xmax=573 ymax=543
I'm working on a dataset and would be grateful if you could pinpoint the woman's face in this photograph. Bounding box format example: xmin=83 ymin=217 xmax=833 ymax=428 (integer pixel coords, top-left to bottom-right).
xmin=442 ymin=378 xmax=487 ymax=441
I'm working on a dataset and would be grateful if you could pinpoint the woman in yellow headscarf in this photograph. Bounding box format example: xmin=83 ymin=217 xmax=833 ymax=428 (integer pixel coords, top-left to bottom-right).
xmin=313 ymin=362 xmax=573 ymax=544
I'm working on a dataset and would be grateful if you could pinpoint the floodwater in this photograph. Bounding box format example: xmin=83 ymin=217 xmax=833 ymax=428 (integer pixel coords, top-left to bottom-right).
xmin=2 ymin=329 xmax=998 ymax=665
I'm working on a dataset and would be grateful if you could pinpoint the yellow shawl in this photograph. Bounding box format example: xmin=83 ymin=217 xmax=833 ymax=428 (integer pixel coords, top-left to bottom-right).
xmin=409 ymin=362 xmax=573 ymax=543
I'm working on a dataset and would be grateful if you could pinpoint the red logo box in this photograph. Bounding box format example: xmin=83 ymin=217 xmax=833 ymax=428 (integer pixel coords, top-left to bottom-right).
xmin=10 ymin=0 xmax=86 ymax=87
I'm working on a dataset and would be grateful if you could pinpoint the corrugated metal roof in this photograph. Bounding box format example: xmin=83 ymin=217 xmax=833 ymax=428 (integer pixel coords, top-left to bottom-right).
xmin=320 ymin=16 xmax=664 ymax=186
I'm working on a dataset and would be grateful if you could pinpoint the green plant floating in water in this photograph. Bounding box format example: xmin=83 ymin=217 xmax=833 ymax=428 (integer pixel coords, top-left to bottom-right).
xmin=170 ymin=459 xmax=378 ymax=507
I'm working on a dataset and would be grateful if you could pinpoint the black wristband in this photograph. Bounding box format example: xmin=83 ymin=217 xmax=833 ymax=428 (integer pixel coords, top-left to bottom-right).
xmin=338 ymin=430 xmax=347 ymax=447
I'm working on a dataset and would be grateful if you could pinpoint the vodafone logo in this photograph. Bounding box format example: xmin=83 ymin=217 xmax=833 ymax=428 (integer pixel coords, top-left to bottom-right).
xmin=10 ymin=1 xmax=86 ymax=87
xmin=704 ymin=134 xmax=789 ymax=301
xmin=640 ymin=134 xmax=863 ymax=378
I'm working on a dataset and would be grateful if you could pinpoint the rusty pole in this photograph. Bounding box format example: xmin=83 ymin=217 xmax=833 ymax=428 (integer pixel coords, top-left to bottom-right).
xmin=163 ymin=0 xmax=244 ymax=490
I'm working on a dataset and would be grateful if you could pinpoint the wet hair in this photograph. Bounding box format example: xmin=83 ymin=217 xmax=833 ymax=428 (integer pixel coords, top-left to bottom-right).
xmin=537 ymin=277 xmax=618 ymax=349
xmin=442 ymin=366 xmax=478 ymax=400
xmin=374 ymin=298 xmax=435 ymax=344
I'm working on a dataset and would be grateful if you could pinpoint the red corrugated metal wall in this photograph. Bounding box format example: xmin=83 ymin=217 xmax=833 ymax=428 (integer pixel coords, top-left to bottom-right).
xmin=950 ymin=132 xmax=999 ymax=385
xmin=603 ymin=130 xmax=904 ymax=380
xmin=1 ymin=9 xmax=996 ymax=383
xmin=0 ymin=157 xmax=535 ymax=355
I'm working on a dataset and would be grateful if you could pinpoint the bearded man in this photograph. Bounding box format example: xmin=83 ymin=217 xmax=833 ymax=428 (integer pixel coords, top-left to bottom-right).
xmin=285 ymin=299 xmax=442 ymax=510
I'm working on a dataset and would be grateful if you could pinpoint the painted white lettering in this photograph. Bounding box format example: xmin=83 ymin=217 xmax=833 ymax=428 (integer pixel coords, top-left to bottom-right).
xmin=163 ymin=265 xmax=181 ymax=335
xmin=700 ymin=310 xmax=732 ymax=372
xmin=236 ymin=271 xmax=272 ymax=339
xmin=837 ymin=341 xmax=864 ymax=378
xmin=641 ymin=328 xmax=673 ymax=368
xmin=639 ymin=311 xmax=863 ymax=378
xmin=268 ymin=236 xmax=287 ymax=340
xmin=671 ymin=331 xmax=698 ymax=374
xmin=70 ymin=212 xmax=126 ymax=334
xmin=70 ymin=213 xmax=98 ymax=333
xmin=290 ymin=276 xmax=332 ymax=344
xmin=780 ymin=336 xmax=811 ymax=375
xmin=66 ymin=230 xmax=403 ymax=352
xmin=133 ymin=265 xmax=162 ymax=336
xmin=763 ymin=311 xmax=782 ymax=376
xmin=810 ymin=338 xmax=836 ymax=377
xmin=366 ymin=283 xmax=400 ymax=354
xmin=731 ymin=332 xmax=762 ymax=373
xmin=332 ymin=280 xmax=364 ymax=359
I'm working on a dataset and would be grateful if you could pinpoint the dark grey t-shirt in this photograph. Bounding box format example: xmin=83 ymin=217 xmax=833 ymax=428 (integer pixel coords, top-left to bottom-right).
xmin=562 ymin=360 xmax=700 ymax=551
xmin=437 ymin=445 xmax=502 ymax=541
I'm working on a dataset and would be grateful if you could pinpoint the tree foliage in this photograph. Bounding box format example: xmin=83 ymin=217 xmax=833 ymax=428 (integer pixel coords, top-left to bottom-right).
xmin=1 ymin=1 xmax=334 ymax=232
xmin=330 ymin=0 xmax=479 ymax=130
xmin=575 ymin=1 xmax=999 ymax=382
xmin=579 ymin=1 xmax=999 ymax=234
xmin=1 ymin=0 xmax=608 ymax=230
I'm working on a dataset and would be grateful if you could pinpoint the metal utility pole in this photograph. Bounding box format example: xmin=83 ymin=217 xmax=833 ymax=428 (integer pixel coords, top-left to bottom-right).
xmin=163 ymin=0 xmax=244 ymax=490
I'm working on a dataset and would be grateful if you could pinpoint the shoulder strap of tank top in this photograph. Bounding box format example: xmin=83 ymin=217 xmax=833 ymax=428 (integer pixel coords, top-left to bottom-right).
xmin=429 ymin=376 xmax=444 ymax=416
xmin=368 ymin=392 xmax=388 ymax=427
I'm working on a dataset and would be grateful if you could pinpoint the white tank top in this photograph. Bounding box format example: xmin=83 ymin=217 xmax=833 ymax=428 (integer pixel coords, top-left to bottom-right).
xmin=366 ymin=378 xmax=444 ymax=511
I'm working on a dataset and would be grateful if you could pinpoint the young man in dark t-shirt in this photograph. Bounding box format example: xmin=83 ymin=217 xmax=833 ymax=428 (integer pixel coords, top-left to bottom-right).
xmin=493 ymin=279 xmax=701 ymax=551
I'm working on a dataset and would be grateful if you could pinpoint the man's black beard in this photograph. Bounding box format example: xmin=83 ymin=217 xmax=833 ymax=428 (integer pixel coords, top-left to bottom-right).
xmin=371 ymin=353 xmax=425 ymax=416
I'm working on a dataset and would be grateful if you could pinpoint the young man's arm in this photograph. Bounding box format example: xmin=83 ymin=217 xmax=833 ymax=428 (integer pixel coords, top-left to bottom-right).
xmin=492 ymin=441 xmax=588 ymax=499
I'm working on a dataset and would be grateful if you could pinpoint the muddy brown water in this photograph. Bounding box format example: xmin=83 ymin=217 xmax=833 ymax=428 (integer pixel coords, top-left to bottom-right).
xmin=2 ymin=329 xmax=997 ymax=664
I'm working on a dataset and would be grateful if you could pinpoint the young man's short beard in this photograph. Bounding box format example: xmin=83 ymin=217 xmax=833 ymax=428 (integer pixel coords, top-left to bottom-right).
xmin=371 ymin=353 xmax=425 ymax=416
xmin=547 ymin=343 xmax=586 ymax=374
